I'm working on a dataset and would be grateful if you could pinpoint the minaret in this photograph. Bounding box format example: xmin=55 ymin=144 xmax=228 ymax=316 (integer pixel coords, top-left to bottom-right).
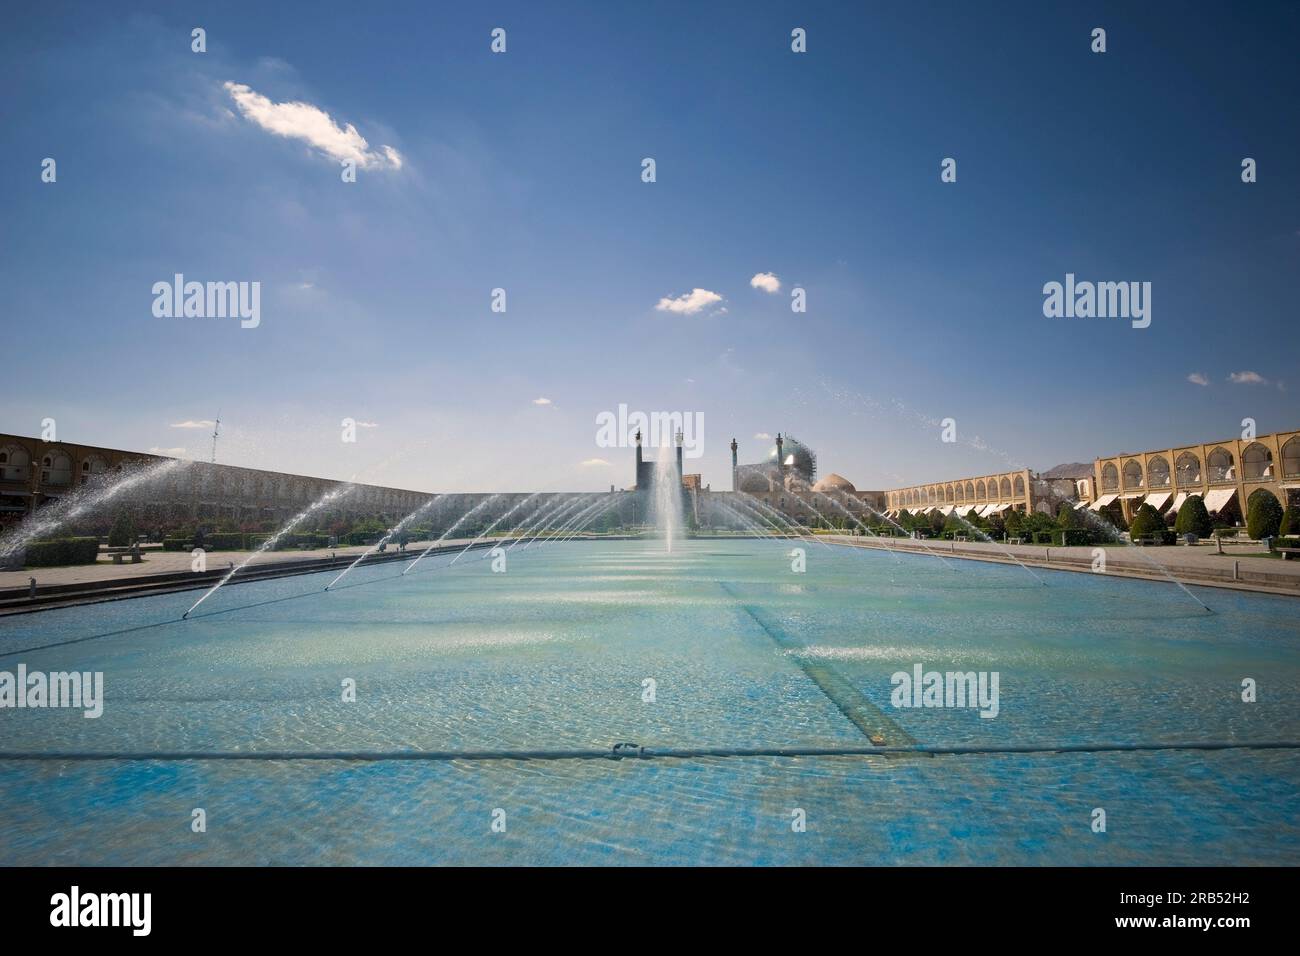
xmin=635 ymin=428 xmax=643 ymax=489
xmin=675 ymin=428 xmax=684 ymax=482
xmin=730 ymin=437 xmax=738 ymax=491
xmin=775 ymin=433 xmax=784 ymax=476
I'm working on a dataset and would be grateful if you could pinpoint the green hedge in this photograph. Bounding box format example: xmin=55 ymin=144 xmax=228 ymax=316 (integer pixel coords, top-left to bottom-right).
xmin=26 ymin=537 xmax=101 ymax=567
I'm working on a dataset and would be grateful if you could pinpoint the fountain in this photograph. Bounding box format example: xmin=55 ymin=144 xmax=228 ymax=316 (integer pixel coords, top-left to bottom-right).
xmin=648 ymin=434 xmax=685 ymax=553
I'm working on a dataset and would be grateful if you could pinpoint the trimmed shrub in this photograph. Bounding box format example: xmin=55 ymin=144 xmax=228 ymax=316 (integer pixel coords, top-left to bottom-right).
xmin=26 ymin=537 xmax=101 ymax=567
xmin=107 ymin=512 xmax=136 ymax=547
xmin=202 ymin=532 xmax=247 ymax=551
xmin=1128 ymin=503 xmax=1165 ymax=540
xmin=1174 ymin=495 xmax=1214 ymax=538
xmin=162 ymin=537 xmax=189 ymax=551
xmin=1280 ymin=506 xmax=1300 ymax=537
xmin=1246 ymin=489 xmax=1284 ymax=541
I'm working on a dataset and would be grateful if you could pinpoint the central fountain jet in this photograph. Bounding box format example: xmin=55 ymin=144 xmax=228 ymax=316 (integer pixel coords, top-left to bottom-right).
xmin=633 ymin=428 xmax=686 ymax=551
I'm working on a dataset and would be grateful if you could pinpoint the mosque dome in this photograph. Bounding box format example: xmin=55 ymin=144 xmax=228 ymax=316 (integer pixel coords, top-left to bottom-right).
xmin=767 ymin=435 xmax=816 ymax=481
xmin=813 ymin=473 xmax=856 ymax=493
xmin=739 ymin=471 xmax=775 ymax=493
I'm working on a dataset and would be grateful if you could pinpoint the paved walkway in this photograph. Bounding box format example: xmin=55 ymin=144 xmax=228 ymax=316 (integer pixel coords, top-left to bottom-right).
xmin=0 ymin=537 xmax=489 ymax=589
xmin=821 ymin=534 xmax=1300 ymax=595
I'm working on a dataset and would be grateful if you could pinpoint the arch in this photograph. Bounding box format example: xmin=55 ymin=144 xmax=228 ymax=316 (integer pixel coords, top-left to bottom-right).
xmin=1175 ymin=452 xmax=1201 ymax=485
xmin=1207 ymin=447 xmax=1234 ymax=483
xmin=1282 ymin=437 xmax=1300 ymax=478
xmin=1013 ymin=475 xmax=1026 ymax=497
xmin=965 ymin=481 xmax=975 ymax=500
xmin=1122 ymin=459 xmax=1144 ymax=489
xmin=998 ymin=477 xmax=1011 ymax=498
xmin=945 ymin=484 xmax=954 ymax=502
xmin=1241 ymin=442 xmax=1273 ymax=480
xmin=0 ymin=444 xmax=31 ymax=482
xmin=40 ymin=450 xmax=72 ymax=487
xmin=1101 ymin=462 xmax=1119 ymax=491
xmin=976 ymin=480 xmax=987 ymax=500
xmin=955 ymin=483 xmax=964 ymax=502
xmin=1147 ymin=455 xmax=1170 ymax=488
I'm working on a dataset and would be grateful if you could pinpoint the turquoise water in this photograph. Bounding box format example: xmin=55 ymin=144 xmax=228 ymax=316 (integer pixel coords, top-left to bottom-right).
xmin=2 ymin=539 xmax=1298 ymax=864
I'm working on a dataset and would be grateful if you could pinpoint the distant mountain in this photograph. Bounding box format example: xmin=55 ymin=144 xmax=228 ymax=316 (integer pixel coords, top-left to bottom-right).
xmin=1040 ymin=462 xmax=1094 ymax=480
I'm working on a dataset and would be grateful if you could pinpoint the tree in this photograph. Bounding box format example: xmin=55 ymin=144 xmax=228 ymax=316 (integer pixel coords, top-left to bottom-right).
xmin=1129 ymin=503 xmax=1164 ymax=539
xmin=1246 ymin=489 xmax=1284 ymax=541
xmin=1174 ymin=495 xmax=1213 ymax=538
xmin=1056 ymin=502 xmax=1083 ymax=530
xmin=107 ymin=511 xmax=136 ymax=547
xmin=1280 ymin=505 xmax=1300 ymax=538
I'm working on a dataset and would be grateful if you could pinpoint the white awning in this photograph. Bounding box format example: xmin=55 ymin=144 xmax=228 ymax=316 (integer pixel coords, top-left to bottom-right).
xmin=1073 ymin=499 xmax=1092 ymax=510
xmin=1203 ymin=488 xmax=1237 ymax=513
xmin=938 ymin=504 xmax=954 ymax=515
xmin=1168 ymin=492 xmax=1189 ymax=513
xmin=1090 ymin=493 xmax=1118 ymax=510
xmin=1120 ymin=492 xmax=1144 ymax=500
xmin=987 ymin=502 xmax=1009 ymax=513
xmin=955 ymin=505 xmax=976 ymax=517
xmin=1144 ymin=491 xmax=1171 ymax=510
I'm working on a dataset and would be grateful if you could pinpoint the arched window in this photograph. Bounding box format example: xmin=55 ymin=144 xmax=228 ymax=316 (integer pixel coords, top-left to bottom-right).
xmin=1013 ymin=475 xmax=1026 ymax=497
xmin=955 ymin=484 xmax=964 ymax=502
xmin=1147 ymin=456 xmax=1170 ymax=488
xmin=965 ymin=482 xmax=975 ymax=500
xmin=976 ymin=481 xmax=987 ymax=499
xmin=1176 ymin=453 xmax=1201 ymax=485
xmin=40 ymin=451 xmax=72 ymax=486
xmin=1122 ymin=459 xmax=1144 ymax=489
xmin=1283 ymin=438 xmax=1300 ymax=478
xmin=999 ymin=477 xmax=1011 ymax=498
xmin=1242 ymin=443 xmax=1273 ymax=480
xmin=1101 ymin=463 xmax=1119 ymax=491
xmin=1207 ymin=447 xmax=1234 ymax=483
xmin=0 ymin=445 xmax=31 ymax=482
xmin=945 ymin=485 xmax=954 ymax=502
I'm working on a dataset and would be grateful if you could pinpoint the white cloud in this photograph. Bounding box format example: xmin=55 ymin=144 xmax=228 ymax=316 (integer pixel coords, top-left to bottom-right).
xmin=655 ymin=288 xmax=723 ymax=315
xmin=1228 ymin=370 xmax=1268 ymax=385
xmin=754 ymin=432 xmax=771 ymax=440
xmin=532 ymin=397 xmax=553 ymax=406
xmin=1186 ymin=372 xmax=1209 ymax=386
xmin=149 ymin=446 xmax=187 ymax=457
xmin=223 ymin=82 xmax=402 ymax=170
xmin=750 ymin=272 xmax=781 ymax=293
xmin=169 ymin=420 xmax=215 ymax=429
xmin=580 ymin=458 xmax=611 ymax=467
xmin=356 ymin=421 xmax=379 ymax=428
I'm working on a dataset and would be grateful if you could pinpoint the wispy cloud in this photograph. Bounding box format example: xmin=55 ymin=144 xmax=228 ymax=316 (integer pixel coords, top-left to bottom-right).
xmin=223 ymin=82 xmax=403 ymax=170
xmin=655 ymin=288 xmax=723 ymax=315
xmin=1228 ymin=370 xmax=1268 ymax=385
xmin=532 ymin=397 xmax=553 ymax=406
xmin=750 ymin=272 xmax=781 ymax=293
xmin=580 ymin=458 xmax=610 ymax=467
xmin=754 ymin=432 xmax=772 ymax=440
xmin=169 ymin=420 xmax=215 ymax=429
xmin=356 ymin=421 xmax=379 ymax=428
xmin=1186 ymin=372 xmax=1209 ymax=386
xmin=149 ymin=446 xmax=187 ymax=457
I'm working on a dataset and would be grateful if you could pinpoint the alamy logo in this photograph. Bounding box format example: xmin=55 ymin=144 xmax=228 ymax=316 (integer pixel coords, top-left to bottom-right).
xmin=50 ymin=886 xmax=151 ymax=936
xmin=890 ymin=663 xmax=999 ymax=718
xmin=0 ymin=665 xmax=103 ymax=718
xmin=1042 ymin=273 xmax=1150 ymax=328
xmin=152 ymin=274 xmax=260 ymax=328
xmin=595 ymin=404 xmax=703 ymax=458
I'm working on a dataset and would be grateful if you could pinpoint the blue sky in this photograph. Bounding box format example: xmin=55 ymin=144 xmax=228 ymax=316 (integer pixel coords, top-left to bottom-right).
xmin=2 ymin=1 xmax=1297 ymax=493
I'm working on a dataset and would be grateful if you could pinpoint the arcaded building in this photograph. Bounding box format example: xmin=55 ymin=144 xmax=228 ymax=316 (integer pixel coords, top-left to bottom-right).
xmin=1091 ymin=428 xmax=1300 ymax=522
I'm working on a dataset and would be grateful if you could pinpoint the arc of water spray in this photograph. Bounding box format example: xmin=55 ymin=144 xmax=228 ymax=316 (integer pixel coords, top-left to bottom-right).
xmin=845 ymin=501 xmax=964 ymax=572
xmin=798 ymin=489 xmax=902 ymax=564
xmin=446 ymin=491 xmax=547 ymax=567
xmin=503 ymin=495 xmax=575 ymax=552
xmin=530 ymin=495 xmax=615 ymax=550
xmin=402 ymin=494 xmax=505 ymax=575
xmin=183 ymin=482 xmax=358 ymax=619
xmin=0 ymin=458 xmax=186 ymax=560
xmin=1074 ymin=506 xmax=1212 ymax=613
xmin=733 ymin=494 xmax=835 ymax=551
xmin=324 ymin=494 xmax=445 ymax=590
xmin=517 ymin=494 xmax=602 ymax=552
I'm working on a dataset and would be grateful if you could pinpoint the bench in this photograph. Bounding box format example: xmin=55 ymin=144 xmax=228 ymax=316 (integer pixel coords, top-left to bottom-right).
xmin=1133 ymin=537 xmax=1155 ymax=547
xmin=1008 ymin=537 xmax=1024 ymax=545
xmin=105 ymin=546 xmax=142 ymax=565
xmin=954 ymin=535 xmax=968 ymax=543
xmin=1278 ymin=548 xmax=1300 ymax=562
